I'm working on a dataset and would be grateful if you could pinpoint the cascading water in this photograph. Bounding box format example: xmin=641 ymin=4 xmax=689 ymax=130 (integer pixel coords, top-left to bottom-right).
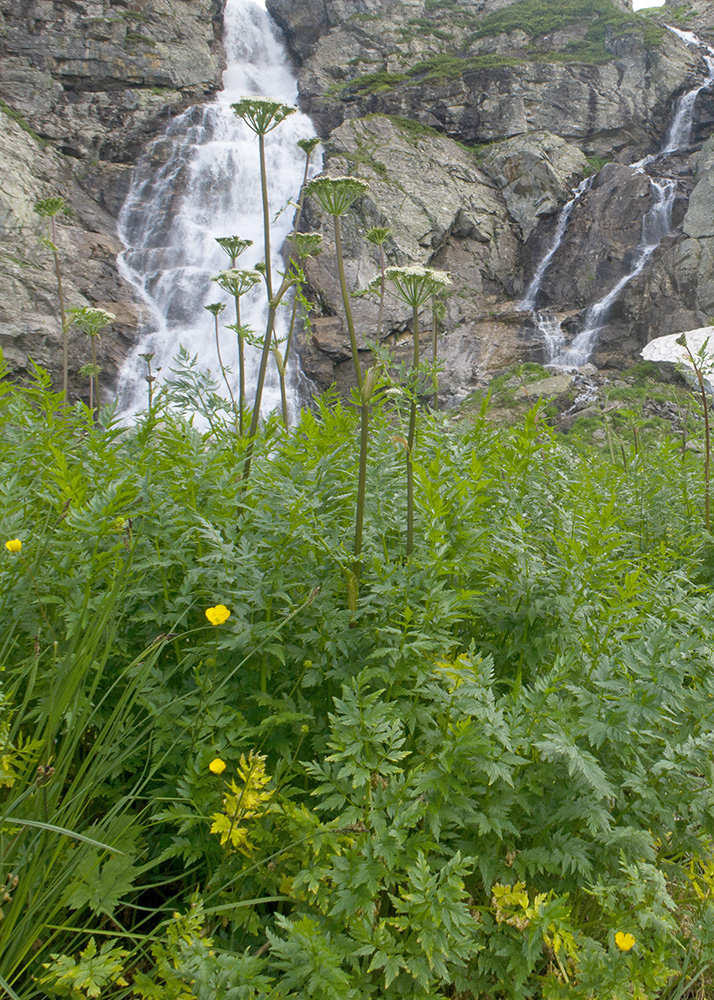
xmin=115 ymin=0 xmax=318 ymax=417
xmin=523 ymin=27 xmax=714 ymax=369
xmin=519 ymin=176 xmax=593 ymax=312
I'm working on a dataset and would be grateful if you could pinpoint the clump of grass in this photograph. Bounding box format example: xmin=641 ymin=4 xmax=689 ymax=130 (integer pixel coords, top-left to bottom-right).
xmin=0 ymin=99 xmax=49 ymax=147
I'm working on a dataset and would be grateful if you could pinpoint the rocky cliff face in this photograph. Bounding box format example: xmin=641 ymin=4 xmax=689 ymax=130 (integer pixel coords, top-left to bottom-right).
xmin=0 ymin=0 xmax=225 ymax=398
xmin=4 ymin=0 xmax=714 ymax=407
xmin=267 ymin=0 xmax=714 ymax=404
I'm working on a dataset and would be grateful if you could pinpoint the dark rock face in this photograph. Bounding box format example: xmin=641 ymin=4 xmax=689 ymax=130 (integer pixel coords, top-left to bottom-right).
xmin=0 ymin=0 xmax=225 ymax=399
xmin=263 ymin=0 xmax=714 ymax=401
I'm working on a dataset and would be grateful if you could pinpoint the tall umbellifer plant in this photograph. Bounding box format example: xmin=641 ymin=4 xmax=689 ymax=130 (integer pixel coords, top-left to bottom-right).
xmin=231 ymin=98 xmax=296 ymax=472
xmin=277 ymin=231 xmax=324 ymax=429
xmin=210 ymin=267 xmax=262 ymax=434
xmin=365 ymin=226 xmax=391 ymax=343
xmin=68 ymin=306 xmax=115 ymax=413
xmin=34 ymin=197 xmax=69 ymax=396
xmin=380 ymin=265 xmax=451 ymax=555
xmin=305 ymin=176 xmax=373 ymax=610
xmin=676 ymin=333 xmax=714 ymax=531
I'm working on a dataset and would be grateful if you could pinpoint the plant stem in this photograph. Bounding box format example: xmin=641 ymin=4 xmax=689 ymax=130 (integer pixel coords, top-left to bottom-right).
xmin=50 ymin=217 xmax=68 ymax=397
xmin=353 ymin=401 xmax=369 ymax=576
xmin=696 ymin=368 xmax=711 ymax=531
xmin=334 ymin=216 xmax=363 ymax=392
xmin=213 ymin=311 xmax=237 ymax=414
xmin=431 ymin=292 xmax=438 ymax=409
xmin=276 ymin=350 xmax=289 ymax=429
xmin=259 ymin=133 xmax=273 ymax=304
xmin=407 ymin=307 xmax=420 ymax=556
xmin=234 ymin=295 xmax=245 ymax=436
xmin=376 ymin=244 xmax=386 ymax=343
xmin=285 ymin=292 xmax=299 ymax=365
xmin=91 ymin=339 xmax=100 ymax=412
xmin=242 ymin=277 xmax=291 ymax=483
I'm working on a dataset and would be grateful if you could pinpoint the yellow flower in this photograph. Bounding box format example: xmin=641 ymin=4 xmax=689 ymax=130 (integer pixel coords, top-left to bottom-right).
xmin=4 ymin=539 xmax=21 ymax=553
xmin=209 ymin=758 xmax=227 ymax=775
xmin=615 ymin=931 xmax=636 ymax=952
xmin=205 ymin=604 xmax=230 ymax=625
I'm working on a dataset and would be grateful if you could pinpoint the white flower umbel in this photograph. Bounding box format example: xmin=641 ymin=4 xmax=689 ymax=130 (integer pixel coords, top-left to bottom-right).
xmin=381 ymin=265 xmax=452 ymax=310
xmin=231 ymin=96 xmax=296 ymax=135
xmin=306 ymin=176 xmax=369 ymax=218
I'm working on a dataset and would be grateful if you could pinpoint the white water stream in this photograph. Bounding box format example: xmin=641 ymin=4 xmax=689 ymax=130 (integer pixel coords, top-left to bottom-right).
xmin=115 ymin=0 xmax=318 ymax=417
xmin=524 ymin=27 xmax=714 ymax=368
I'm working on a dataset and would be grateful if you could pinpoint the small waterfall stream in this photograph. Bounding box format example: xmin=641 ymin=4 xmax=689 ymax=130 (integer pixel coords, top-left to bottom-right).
xmin=524 ymin=27 xmax=714 ymax=368
xmin=116 ymin=0 xmax=318 ymax=417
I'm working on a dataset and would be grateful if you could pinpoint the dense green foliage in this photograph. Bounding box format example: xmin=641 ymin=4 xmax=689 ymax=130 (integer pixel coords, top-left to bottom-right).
xmin=3 ymin=354 xmax=714 ymax=998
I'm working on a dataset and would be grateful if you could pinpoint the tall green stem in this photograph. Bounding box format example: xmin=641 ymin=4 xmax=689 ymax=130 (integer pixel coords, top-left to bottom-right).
xmin=431 ymin=293 xmax=439 ymax=409
xmin=242 ymin=278 xmax=291 ymax=483
xmin=376 ymin=244 xmax=386 ymax=342
xmin=50 ymin=217 xmax=68 ymax=397
xmin=90 ymin=337 xmax=99 ymax=413
xmin=259 ymin=133 xmax=273 ymax=304
xmin=406 ymin=307 xmax=420 ymax=556
xmin=234 ymin=295 xmax=245 ymax=436
xmin=354 ymin=402 xmax=369 ymax=576
xmin=242 ymin=134 xmax=280 ymax=485
xmin=213 ymin=311 xmax=237 ymax=414
xmin=334 ymin=216 xmax=363 ymax=392
xmin=276 ymin=350 xmax=289 ymax=429
xmin=696 ymin=368 xmax=711 ymax=531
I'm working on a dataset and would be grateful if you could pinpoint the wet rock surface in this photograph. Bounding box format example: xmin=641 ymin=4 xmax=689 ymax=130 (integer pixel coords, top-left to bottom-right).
xmin=0 ymin=0 xmax=225 ymax=398
xmin=4 ymin=0 xmax=714 ymax=404
xmin=269 ymin=0 xmax=714 ymax=403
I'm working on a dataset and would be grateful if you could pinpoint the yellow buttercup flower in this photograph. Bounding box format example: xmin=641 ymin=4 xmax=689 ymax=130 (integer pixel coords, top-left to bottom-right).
xmin=4 ymin=540 xmax=21 ymax=553
xmin=615 ymin=931 xmax=636 ymax=952
xmin=209 ymin=758 xmax=227 ymax=775
xmin=205 ymin=604 xmax=231 ymax=625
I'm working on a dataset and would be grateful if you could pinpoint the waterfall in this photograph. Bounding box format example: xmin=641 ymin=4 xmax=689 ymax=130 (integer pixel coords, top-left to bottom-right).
xmin=523 ymin=27 xmax=714 ymax=369
xmin=519 ymin=176 xmax=593 ymax=312
xmin=115 ymin=0 xmax=318 ymax=418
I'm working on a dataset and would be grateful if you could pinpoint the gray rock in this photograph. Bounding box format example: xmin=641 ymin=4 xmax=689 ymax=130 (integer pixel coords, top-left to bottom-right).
xmin=481 ymin=131 xmax=588 ymax=239
xmin=515 ymin=374 xmax=574 ymax=398
xmin=683 ymin=136 xmax=714 ymax=238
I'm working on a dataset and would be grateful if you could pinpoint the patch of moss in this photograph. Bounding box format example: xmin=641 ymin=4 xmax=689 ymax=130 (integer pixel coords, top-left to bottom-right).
xmin=124 ymin=31 xmax=157 ymax=48
xmin=408 ymin=53 xmax=522 ymax=81
xmin=583 ymin=154 xmax=611 ymax=177
xmin=0 ymin=99 xmax=49 ymax=147
xmin=117 ymin=8 xmax=152 ymax=20
xmin=381 ymin=115 xmax=445 ymax=143
xmin=340 ymin=149 xmax=389 ymax=180
xmin=659 ymin=4 xmax=692 ymax=27
xmin=342 ymin=70 xmax=410 ymax=95
xmin=378 ymin=114 xmax=486 ymax=156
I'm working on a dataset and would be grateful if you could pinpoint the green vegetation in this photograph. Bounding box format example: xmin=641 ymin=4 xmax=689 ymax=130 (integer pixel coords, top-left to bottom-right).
xmin=584 ymin=154 xmax=612 ymax=176
xmin=343 ymin=0 xmax=669 ymax=100
xmin=470 ymin=0 xmax=661 ymax=44
xmin=124 ymin=31 xmax=157 ymax=48
xmin=339 ymin=69 xmax=410 ymax=95
xmin=341 ymin=54 xmax=521 ymax=98
xmin=0 ymin=99 xmax=49 ymax=147
xmin=408 ymin=53 xmax=522 ymax=80
xmin=5 ymin=354 xmax=714 ymax=997
xmin=7 ymin=68 xmax=714 ymax=999
xmin=339 ymin=0 xmax=666 ymax=102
